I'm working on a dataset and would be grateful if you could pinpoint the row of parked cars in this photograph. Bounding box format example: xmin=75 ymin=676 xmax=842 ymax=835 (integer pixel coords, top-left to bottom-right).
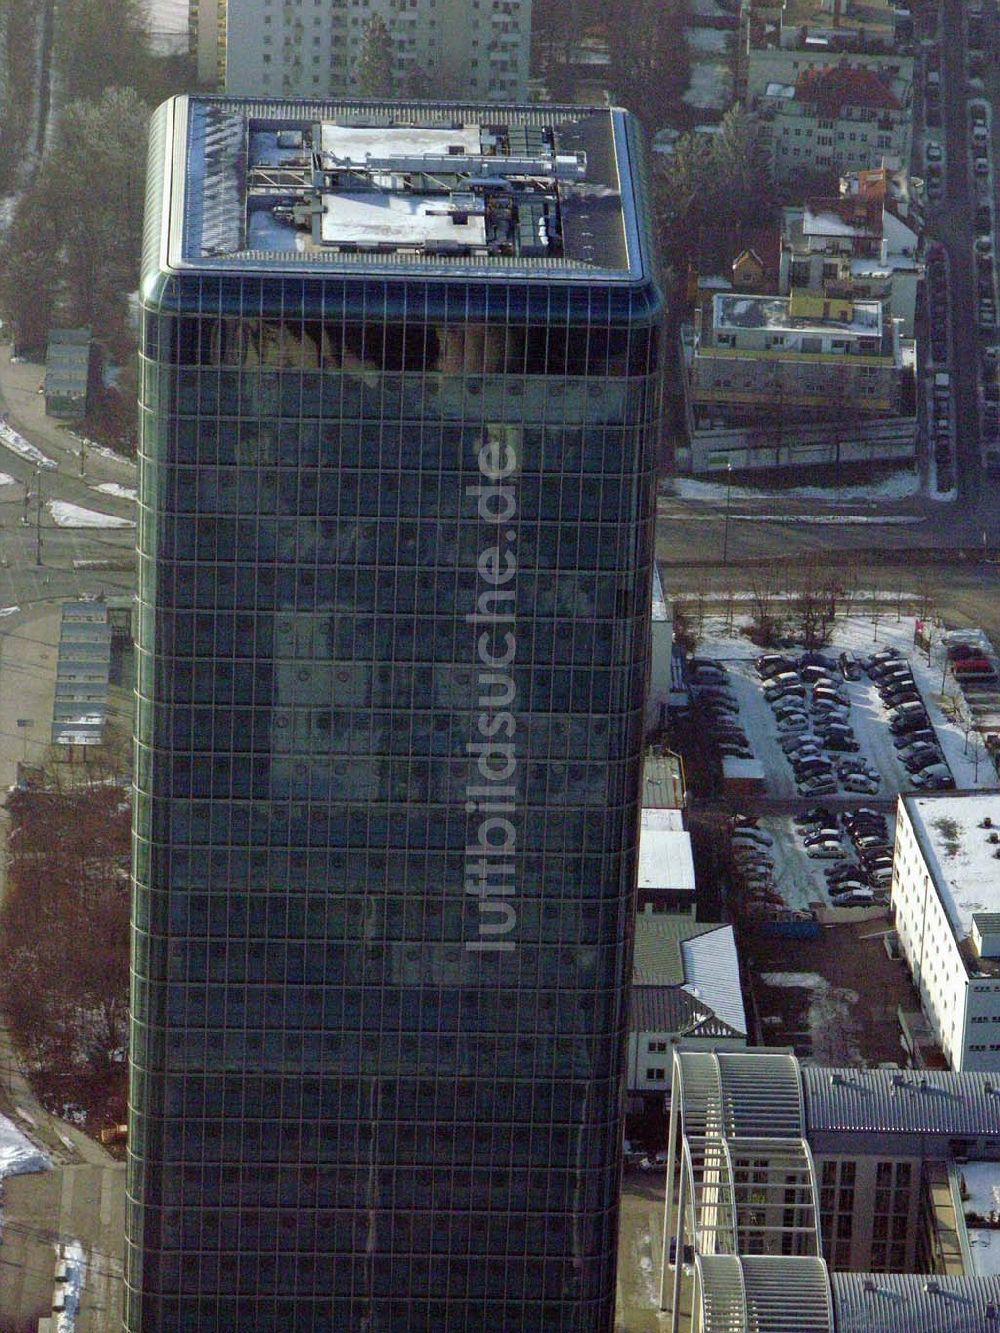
xmin=793 ymin=807 xmax=895 ymax=905
xmin=755 ymin=651 xmax=879 ymax=796
xmin=866 ymin=646 xmax=955 ymax=790
xmin=730 ymin=817 xmax=781 ymax=903
xmin=689 ymin=659 xmax=755 ymax=762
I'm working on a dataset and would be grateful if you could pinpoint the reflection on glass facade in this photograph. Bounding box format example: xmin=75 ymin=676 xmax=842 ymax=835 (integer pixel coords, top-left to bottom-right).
xmin=127 ymin=97 xmax=663 ymax=1333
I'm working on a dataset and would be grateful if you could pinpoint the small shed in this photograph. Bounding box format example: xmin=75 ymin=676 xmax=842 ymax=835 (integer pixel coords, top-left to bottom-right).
xmin=721 ymin=755 xmax=766 ymax=800
xmin=44 ymin=327 xmax=93 ymax=420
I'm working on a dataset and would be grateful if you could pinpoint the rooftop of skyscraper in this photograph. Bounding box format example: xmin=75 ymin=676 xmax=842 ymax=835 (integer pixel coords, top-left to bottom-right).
xmin=159 ymin=96 xmax=650 ymax=280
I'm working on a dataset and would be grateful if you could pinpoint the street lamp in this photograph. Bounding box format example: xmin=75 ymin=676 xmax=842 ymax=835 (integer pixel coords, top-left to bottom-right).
xmin=722 ymin=461 xmax=733 ymax=565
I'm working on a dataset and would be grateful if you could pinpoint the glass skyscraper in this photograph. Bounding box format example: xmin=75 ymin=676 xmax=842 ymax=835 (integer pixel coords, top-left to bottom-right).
xmin=128 ymin=96 xmax=662 ymax=1333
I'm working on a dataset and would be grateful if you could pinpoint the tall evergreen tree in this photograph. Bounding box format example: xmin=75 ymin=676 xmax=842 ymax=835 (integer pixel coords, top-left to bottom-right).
xmin=355 ymin=16 xmax=394 ymax=98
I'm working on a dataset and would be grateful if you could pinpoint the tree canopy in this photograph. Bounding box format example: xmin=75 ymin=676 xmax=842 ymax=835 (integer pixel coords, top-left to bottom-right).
xmin=355 ymin=16 xmax=394 ymax=98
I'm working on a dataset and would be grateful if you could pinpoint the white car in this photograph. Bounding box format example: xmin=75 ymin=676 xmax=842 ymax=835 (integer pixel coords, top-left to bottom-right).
xmin=925 ymin=141 xmax=943 ymax=163
xmin=777 ymin=715 xmax=810 ymax=733
xmin=807 ymin=842 xmax=847 ymax=859
xmin=842 ymin=775 xmax=880 ymax=795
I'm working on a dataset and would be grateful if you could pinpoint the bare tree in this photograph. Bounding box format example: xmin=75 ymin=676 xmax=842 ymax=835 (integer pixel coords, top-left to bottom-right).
xmin=747 ymin=571 xmax=784 ymax=647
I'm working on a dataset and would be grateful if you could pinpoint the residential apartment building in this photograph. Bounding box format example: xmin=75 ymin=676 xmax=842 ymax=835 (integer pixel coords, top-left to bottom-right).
xmin=130 ymin=95 xmax=662 ymax=1332
xmin=689 ymin=288 xmax=907 ymax=419
xmin=759 ymin=62 xmax=913 ymax=183
xmin=892 ymin=790 xmax=1000 ymax=1073
xmin=737 ymin=0 xmax=915 ymax=139
xmin=779 ymin=166 xmax=923 ymax=338
xmin=661 ymin=1050 xmax=1000 ymax=1333
xmin=214 ymin=0 xmax=532 ymax=101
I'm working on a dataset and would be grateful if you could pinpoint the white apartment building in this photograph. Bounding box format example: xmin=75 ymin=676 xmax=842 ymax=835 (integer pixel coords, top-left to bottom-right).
xmin=779 ymin=167 xmax=923 ymax=337
xmin=892 ymin=790 xmax=1000 ymax=1072
xmin=759 ymin=62 xmax=913 ymax=183
xmin=737 ymin=0 xmax=914 ymax=107
xmin=213 ymin=0 xmax=531 ymax=101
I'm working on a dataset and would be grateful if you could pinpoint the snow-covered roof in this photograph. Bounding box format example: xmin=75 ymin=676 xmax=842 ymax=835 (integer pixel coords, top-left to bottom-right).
xmin=638 ymin=824 xmax=696 ymax=892
xmin=681 ymin=925 xmax=748 ymax=1035
xmin=651 ymin=563 xmax=669 ymax=622
xmin=903 ymin=791 xmax=1000 ymax=948
xmin=641 ymin=806 xmax=685 ymax=831
xmin=319 ymin=192 xmax=489 ymax=248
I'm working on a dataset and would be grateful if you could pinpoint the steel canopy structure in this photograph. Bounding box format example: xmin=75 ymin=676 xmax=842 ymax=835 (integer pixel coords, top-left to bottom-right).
xmin=661 ymin=1051 xmax=824 ymax=1332
xmin=695 ymin=1255 xmax=834 ymax=1333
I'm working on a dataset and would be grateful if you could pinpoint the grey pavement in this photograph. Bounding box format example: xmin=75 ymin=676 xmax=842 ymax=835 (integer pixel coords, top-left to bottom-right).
xmin=0 ymin=607 xmax=126 ymax=1330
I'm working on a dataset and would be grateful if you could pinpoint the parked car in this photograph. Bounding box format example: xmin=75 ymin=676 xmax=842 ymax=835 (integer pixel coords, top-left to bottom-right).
xmin=778 ymin=715 xmax=811 ymax=733
xmin=893 ymin=729 xmax=937 ymax=749
xmin=824 ymin=736 xmax=860 ymax=753
xmin=732 ymin=827 xmax=774 ymax=847
xmin=808 ymin=842 xmax=847 ymax=859
xmin=839 ymin=651 xmax=863 ymax=681
xmin=795 ymin=806 xmax=836 ymax=826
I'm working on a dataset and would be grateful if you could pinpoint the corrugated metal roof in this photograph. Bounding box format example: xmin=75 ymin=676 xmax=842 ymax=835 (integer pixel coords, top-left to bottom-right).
xmin=681 ymin=925 xmax=747 ymax=1037
xmin=831 ymin=1272 xmax=1000 ymax=1333
xmin=632 ymin=915 xmax=716 ymax=986
xmin=630 ymin=985 xmax=703 ymax=1034
xmin=803 ymin=1066 xmax=1000 ymax=1137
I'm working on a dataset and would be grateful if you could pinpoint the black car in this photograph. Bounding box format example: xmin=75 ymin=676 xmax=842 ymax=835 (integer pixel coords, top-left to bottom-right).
xmin=893 ymin=729 xmax=936 ymax=749
xmin=904 ymin=750 xmax=943 ymax=772
xmin=794 ymin=806 xmax=836 ymax=826
xmin=890 ymin=714 xmax=930 ymax=735
xmin=824 ymin=736 xmax=860 ymax=753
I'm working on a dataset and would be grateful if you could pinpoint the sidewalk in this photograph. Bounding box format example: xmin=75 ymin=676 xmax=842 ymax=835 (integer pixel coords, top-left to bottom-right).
xmin=0 ymin=604 xmax=125 ymax=1330
xmin=0 ymin=345 xmax=134 ymax=478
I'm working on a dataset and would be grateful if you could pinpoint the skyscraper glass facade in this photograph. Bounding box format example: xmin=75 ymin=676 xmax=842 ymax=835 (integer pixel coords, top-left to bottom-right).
xmin=127 ymin=97 xmax=662 ymax=1333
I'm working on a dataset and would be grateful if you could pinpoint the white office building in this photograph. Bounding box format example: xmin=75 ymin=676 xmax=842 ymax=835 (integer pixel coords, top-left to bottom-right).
xmin=215 ymin=0 xmax=531 ymax=102
xmin=892 ymin=790 xmax=1000 ymax=1072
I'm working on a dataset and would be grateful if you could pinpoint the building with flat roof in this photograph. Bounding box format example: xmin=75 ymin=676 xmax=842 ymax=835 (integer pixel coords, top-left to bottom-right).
xmin=130 ymin=95 xmax=662 ymax=1332
xmin=659 ymin=1051 xmax=1000 ymax=1333
xmin=687 ymin=288 xmax=911 ymax=429
xmin=638 ymin=807 xmax=697 ymax=914
xmin=892 ymin=790 xmax=1000 ymax=1073
xmin=779 ymin=167 xmax=923 ymax=338
xmin=208 ymin=0 xmax=531 ymax=103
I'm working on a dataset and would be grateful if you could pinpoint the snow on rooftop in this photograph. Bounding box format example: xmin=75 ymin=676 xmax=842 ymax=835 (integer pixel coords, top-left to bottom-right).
xmin=638 ymin=825 xmax=696 ymax=892
xmin=641 ymin=807 xmax=685 ymax=831
xmin=908 ymin=792 xmax=1000 ymax=945
xmin=319 ymin=123 xmax=481 ymax=164
xmin=803 ymin=206 xmax=872 ymax=238
xmin=651 ymin=564 xmax=669 ymax=622
xmin=714 ymin=291 xmax=882 ymax=335
xmin=319 ymin=193 xmax=488 ymax=248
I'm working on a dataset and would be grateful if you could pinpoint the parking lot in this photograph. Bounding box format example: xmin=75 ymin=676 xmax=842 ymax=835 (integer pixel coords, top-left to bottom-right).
xmin=689 ymin=611 xmax=999 ymax=919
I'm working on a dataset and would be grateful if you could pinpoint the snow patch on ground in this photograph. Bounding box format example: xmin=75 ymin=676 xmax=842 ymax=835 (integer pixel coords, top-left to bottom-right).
xmin=93 ymin=483 xmax=137 ymax=501
xmin=668 ymin=471 xmax=921 ymax=503
xmin=0 ymin=1113 xmax=49 ymax=1237
xmin=48 ymin=501 xmax=135 ymax=529
xmin=54 ymin=1239 xmax=87 ymax=1332
xmin=0 ymin=422 xmax=57 ymax=470
xmin=759 ymin=972 xmax=863 ymax=1063
xmin=683 ymin=56 xmax=733 ymax=110
xmin=686 ymin=26 xmax=731 ymax=51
